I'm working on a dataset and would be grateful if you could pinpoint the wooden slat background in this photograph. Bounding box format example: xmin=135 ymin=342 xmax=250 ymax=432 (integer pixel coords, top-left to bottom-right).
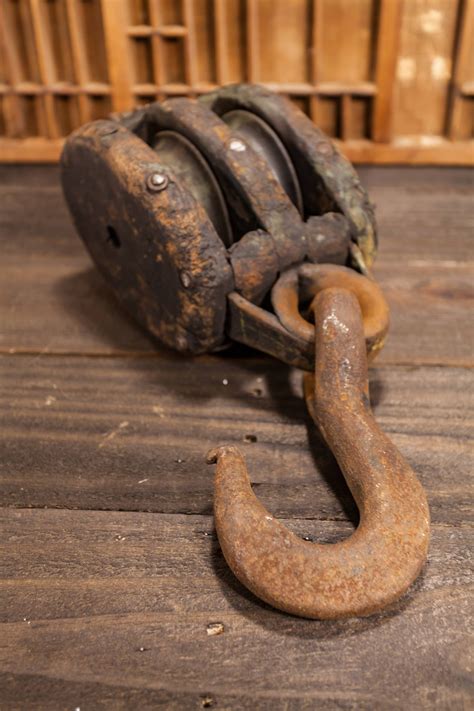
xmin=0 ymin=0 xmax=473 ymax=163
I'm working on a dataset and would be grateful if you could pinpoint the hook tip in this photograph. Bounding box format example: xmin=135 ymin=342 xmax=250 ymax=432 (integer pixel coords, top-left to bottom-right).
xmin=206 ymin=448 xmax=219 ymax=464
xmin=206 ymin=444 xmax=240 ymax=465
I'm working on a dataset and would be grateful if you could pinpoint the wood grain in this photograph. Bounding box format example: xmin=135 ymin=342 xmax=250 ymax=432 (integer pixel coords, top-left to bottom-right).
xmin=0 ymin=164 xmax=472 ymax=709
xmin=448 ymin=0 xmax=474 ymax=140
xmin=373 ymin=0 xmax=403 ymax=142
xmin=392 ymin=0 xmax=459 ymax=137
xmin=0 ymin=509 xmax=472 ymax=709
xmin=1 ymin=0 xmax=473 ymax=162
xmin=1 ymin=354 xmax=472 ymax=524
xmin=315 ymin=0 xmax=374 ymax=84
xmin=100 ymin=0 xmax=133 ymax=111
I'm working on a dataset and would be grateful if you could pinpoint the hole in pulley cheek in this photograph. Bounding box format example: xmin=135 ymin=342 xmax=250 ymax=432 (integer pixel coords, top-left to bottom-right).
xmin=106 ymin=225 xmax=121 ymax=248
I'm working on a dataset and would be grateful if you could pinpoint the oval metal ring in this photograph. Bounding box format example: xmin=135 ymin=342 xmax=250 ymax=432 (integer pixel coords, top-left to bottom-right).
xmin=271 ymin=263 xmax=390 ymax=359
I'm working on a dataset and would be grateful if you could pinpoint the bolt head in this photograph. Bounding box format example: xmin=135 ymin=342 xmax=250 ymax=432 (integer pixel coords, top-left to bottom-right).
xmin=147 ymin=173 xmax=168 ymax=191
xmin=229 ymin=139 xmax=246 ymax=152
xmin=316 ymin=141 xmax=333 ymax=156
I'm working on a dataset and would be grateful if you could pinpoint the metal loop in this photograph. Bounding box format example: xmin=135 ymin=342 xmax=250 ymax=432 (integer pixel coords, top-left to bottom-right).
xmin=271 ymin=263 xmax=390 ymax=360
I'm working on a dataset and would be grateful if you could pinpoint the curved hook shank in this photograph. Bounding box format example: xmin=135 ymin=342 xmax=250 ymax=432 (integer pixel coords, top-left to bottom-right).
xmin=207 ymin=288 xmax=429 ymax=619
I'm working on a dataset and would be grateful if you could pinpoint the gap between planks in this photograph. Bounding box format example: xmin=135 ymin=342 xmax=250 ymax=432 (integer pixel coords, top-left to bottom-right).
xmin=0 ymin=505 xmax=471 ymax=529
xmin=1 ymin=349 xmax=473 ymax=368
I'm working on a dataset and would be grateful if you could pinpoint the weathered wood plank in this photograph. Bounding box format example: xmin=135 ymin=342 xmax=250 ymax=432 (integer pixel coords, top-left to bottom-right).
xmin=0 ymin=508 xmax=472 ymax=709
xmin=1 ymin=354 xmax=472 ymax=523
xmin=375 ymin=262 xmax=474 ymax=366
xmin=0 ymin=164 xmax=472 ymax=709
xmin=366 ymin=167 xmax=474 ymax=264
xmin=1 ymin=510 xmax=470 ymax=618
xmin=1 ymin=166 xmax=472 ymax=364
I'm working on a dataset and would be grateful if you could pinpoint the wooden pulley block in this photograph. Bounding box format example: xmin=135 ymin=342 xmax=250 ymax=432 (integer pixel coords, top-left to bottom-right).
xmin=61 ymin=83 xmax=376 ymax=359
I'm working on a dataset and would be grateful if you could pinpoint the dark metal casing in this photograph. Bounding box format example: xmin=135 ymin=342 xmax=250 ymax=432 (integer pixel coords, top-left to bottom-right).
xmin=61 ymin=84 xmax=377 ymax=355
xmin=61 ymin=120 xmax=233 ymax=354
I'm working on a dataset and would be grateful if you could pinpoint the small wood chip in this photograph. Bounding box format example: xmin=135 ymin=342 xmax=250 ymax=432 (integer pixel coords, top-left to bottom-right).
xmin=206 ymin=622 xmax=224 ymax=637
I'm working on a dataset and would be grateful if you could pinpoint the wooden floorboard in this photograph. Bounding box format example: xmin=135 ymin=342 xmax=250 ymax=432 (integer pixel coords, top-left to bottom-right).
xmin=1 ymin=355 xmax=472 ymax=524
xmin=0 ymin=165 xmax=472 ymax=709
xmin=0 ymin=509 xmax=472 ymax=709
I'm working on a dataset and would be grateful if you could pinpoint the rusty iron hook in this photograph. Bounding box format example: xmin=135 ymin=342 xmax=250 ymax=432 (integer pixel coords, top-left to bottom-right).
xmin=207 ymin=266 xmax=430 ymax=619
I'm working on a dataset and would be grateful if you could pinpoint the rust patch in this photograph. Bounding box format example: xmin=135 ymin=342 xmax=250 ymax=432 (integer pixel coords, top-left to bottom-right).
xmin=272 ymin=263 xmax=390 ymax=361
xmin=200 ymin=83 xmax=377 ymax=268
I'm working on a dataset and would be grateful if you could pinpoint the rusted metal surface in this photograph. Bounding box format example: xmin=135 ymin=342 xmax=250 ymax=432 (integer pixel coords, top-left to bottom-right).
xmin=208 ymin=282 xmax=430 ymax=619
xmin=229 ymin=214 xmax=351 ymax=305
xmin=119 ymin=97 xmax=307 ymax=266
xmin=227 ymin=290 xmax=314 ymax=370
xmin=63 ymin=85 xmax=373 ymax=356
xmin=227 ymin=263 xmax=389 ymax=369
xmin=200 ymin=83 xmax=377 ymax=269
xmin=220 ymin=108 xmax=304 ymax=215
xmin=113 ymin=85 xmax=376 ymax=302
xmin=151 ymin=129 xmax=234 ymax=248
xmin=61 ymin=120 xmax=233 ymax=354
xmin=272 ymin=263 xmax=390 ymax=361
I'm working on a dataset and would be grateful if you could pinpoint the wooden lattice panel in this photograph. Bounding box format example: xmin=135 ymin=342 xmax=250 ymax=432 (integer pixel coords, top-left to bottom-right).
xmin=0 ymin=0 xmax=473 ymax=163
xmin=0 ymin=0 xmax=111 ymax=148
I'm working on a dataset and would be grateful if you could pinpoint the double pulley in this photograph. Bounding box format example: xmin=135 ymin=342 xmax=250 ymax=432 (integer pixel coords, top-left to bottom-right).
xmin=61 ymin=83 xmax=376 ymax=358
xmin=150 ymin=108 xmax=304 ymax=249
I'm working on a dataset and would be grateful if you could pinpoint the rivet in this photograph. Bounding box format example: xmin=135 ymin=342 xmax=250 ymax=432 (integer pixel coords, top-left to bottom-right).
xmin=229 ymin=139 xmax=246 ymax=152
xmin=147 ymin=173 xmax=168 ymax=191
xmin=316 ymin=141 xmax=333 ymax=156
xmin=180 ymin=271 xmax=192 ymax=288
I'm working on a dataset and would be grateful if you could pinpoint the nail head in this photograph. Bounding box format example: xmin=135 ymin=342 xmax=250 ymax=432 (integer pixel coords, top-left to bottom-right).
xmin=147 ymin=173 xmax=168 ymax=191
